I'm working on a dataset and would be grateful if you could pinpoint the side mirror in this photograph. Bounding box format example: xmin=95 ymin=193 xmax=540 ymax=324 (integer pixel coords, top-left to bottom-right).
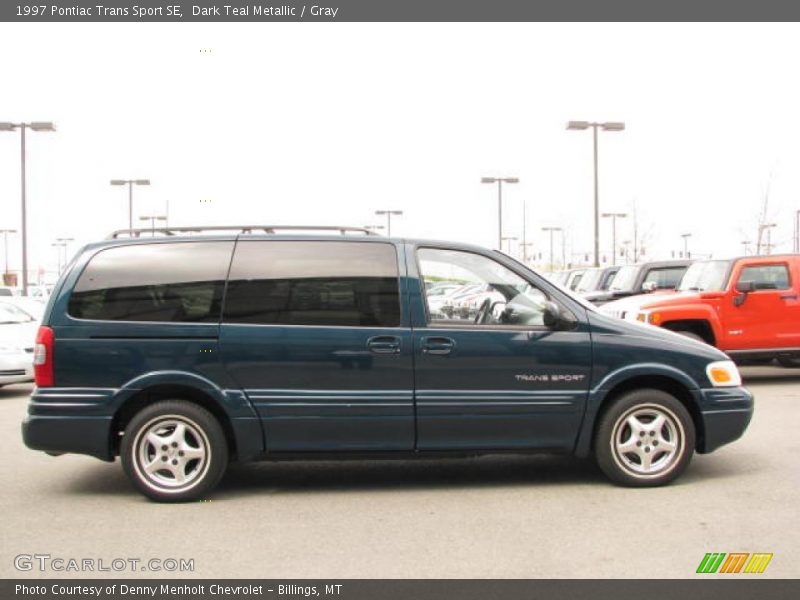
xmin=641 ymin=281 xmax=658 ymax=293
xmin=734 ymin=280 xmax=754 ymax=306
xmin=542 ymin=301 xmax=561 ymax=329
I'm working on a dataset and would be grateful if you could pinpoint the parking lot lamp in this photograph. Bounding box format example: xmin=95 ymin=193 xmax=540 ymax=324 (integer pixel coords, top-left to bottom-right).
xmin=481 ymin=177 xmax=519 ymax=250
xmin=501 ymin=236 xmax=518 ymax=256
xmin=139 ymin=215 xmax=167 ymax=236
xmin=542 ymin=226 xmax=562 ymax=272
xmin=680 ymin=233 xmax=692 ymax=258
xmin=374 ymin=210 xmax=403 ymax=237
xmin=111 ymin=179 xmax=150 ymax=230
xmin=566 ymin=121 xmax=625 ymax=267
xmin=0 ymin=121 xmax=56 ymax=296
xmin=0 ymin=229 xmax=16 ymax=277
xmin=602 ymin=212 xmax=628 ymax=265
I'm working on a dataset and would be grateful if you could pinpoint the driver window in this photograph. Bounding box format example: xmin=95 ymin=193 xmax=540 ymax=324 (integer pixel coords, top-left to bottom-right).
xmin=418 ymin=248 xmax=547 ymax=327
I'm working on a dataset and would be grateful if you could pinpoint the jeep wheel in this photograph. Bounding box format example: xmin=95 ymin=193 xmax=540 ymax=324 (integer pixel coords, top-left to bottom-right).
xmin=595 ymin=389 xmax=695 ymax=487
xmin=121 ymin=400 xmax=228 ymax=502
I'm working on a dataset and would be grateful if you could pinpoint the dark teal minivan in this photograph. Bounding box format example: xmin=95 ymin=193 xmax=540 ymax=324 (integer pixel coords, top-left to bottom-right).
xmin=22 ymin=226 xmax=753 ymax=501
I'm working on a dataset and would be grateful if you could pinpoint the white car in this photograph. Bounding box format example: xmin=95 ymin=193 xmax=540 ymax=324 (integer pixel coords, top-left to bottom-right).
xmin=0 ymin=301 xmax=38 ymax=387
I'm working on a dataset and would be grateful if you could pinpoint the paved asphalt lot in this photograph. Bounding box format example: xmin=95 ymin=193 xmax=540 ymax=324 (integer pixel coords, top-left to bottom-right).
xmin=1 ymin=366 xmax=798 ymax=579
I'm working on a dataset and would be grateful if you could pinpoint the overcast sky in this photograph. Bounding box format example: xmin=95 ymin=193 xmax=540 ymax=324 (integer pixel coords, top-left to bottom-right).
xmin=1 ymin=23 xmax=799 ymax=280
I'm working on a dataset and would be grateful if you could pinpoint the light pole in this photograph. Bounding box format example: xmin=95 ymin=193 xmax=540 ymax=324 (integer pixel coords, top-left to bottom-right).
xmin=741 ymin=240 xmax=752 ymax=255
xmin=520 ymin=242 xmax=535 ymax=265
xmin=1 ymin=121 xmax=56 ymax=296
xmin=680 ymin=233 xmax=692 ymax=258
xmin=601 ymin=212 xmax=627 ymax=265
xmin=139 ymin=215 xmax=167 ymax=236
xmin=374 ymin=210 xmax=403 ymax=237
xmin=542 ymin=227 xmax=562 ymax=272
xmin=795 ymin=210 xmax=800 ymax=253
xmin=56 ymin=237 xmax=74 ymax=271
xmin=501 ymin=236 xmax=518 ymax=255
xmin=51 ymin=242 xmax=66 ymax=275
xmin=0 ymin=228 xmax=16 ymax=280
xmin=481 ymin=177 xmax=519 ymax=250
xmin=761 ymin=223 xmax=776 ymax=255
xmin=566 ymin=120 xmax=625 ymax=267
xmin=111 ymin=179 xmax=151 ymax=230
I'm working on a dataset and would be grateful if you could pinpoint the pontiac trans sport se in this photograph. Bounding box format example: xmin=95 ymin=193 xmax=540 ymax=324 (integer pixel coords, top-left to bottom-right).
xmin=22 ymin=226 xmax=753 ymax=501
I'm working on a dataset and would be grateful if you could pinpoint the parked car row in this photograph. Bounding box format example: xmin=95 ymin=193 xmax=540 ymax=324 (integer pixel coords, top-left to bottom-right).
xmin=547 ymin=260 xmax=691 ymax=306
xmin=599 ymin=254 xmax=800 ymax=367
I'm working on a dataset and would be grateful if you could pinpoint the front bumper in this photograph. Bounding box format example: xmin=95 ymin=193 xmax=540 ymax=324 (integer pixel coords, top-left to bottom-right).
xmin=0 ymin=353 xmax=34 ymax=385
xmin=696 ymin=386 xmax=754 ymax=453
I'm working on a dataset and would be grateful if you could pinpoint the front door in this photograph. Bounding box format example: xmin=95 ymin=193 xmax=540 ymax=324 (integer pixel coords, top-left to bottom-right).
xmin=220 ymin=239 xmax=414 ymax=451
xmin=410 ymin=246 xmax=592 ymax=451
xmin=722 ymin=261 xmax=796 ymax=350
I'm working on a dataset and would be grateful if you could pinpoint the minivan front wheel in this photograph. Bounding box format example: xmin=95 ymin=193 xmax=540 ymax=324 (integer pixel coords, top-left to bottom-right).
xmin=595 ymin=389 xmax=695 ymax=487
xmin=121 ymin=400 xmax=228 ymax=502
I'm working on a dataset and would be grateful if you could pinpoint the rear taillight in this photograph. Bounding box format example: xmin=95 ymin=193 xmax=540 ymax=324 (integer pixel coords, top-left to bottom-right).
xmin=33 ymin=326 xmax=54 ymax=387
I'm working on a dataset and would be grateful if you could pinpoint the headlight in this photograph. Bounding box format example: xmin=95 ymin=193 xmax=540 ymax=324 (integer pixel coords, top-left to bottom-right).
xmin=706 ymin=360 xmax=742 ymax=387
xmin=635 ymin=311 xmax=662 ymax=325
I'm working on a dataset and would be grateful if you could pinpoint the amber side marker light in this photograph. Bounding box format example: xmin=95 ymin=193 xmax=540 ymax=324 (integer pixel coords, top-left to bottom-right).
xmin=706 ymin=361 xmax=742 ymax=387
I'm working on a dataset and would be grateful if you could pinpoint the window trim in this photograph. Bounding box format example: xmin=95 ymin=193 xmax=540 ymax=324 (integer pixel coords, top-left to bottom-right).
xmin=414 ymin=245 xmax=562 ymax=332
xmin=220 ymin=239 xmax=405 ymax=329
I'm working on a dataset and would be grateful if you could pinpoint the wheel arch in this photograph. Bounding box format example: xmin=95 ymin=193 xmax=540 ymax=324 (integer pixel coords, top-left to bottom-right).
xmin=575 ymin=367 xmax=705 ymax=457
xmin=660 ymin=318 xmax=717 ymax=346
xmin=110 ymin=383 xmax=238 ymax=459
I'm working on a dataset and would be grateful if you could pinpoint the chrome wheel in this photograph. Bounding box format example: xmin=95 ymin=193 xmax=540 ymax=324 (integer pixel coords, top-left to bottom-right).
xmin=610 ymin=404 xmax=684 ymax=479
xmin=132 ymin=415 xmax=210 ymax=493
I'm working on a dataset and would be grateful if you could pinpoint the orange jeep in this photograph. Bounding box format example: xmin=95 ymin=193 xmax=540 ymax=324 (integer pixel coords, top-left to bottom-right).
xmin=601 ymin=255 xmax=800 ymax=366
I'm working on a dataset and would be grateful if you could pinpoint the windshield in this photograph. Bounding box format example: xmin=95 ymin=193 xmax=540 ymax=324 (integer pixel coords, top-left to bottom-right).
xmin=608 ymin=265 xmax=638 ymax=292
xmin=678 ymin=260 xmax=730 ymax=292
xmin=0 ymin=302 xmax=35 ymax=324
xmin=575 ymin=269 xmax=602 ymax=292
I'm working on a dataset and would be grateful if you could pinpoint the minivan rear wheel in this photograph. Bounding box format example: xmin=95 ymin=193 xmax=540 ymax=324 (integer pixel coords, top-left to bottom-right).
xmin=121 ymin=400 xmax=228 ymax=502
xmin=594 ymin=389 xmax=695 ymax=487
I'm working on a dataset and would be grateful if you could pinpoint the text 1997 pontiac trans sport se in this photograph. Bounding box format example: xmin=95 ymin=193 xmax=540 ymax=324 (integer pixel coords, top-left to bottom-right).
xmin=22 ymin=226 xmax=753 ymax=501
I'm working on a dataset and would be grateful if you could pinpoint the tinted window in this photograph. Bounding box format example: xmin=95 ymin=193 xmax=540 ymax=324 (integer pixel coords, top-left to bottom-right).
xmin=68 ymin=242 xmax=233 ymax=322
xmin=738 ymin=264 xmax=790 ymax=290
xmin=642 ymin=267 xmax=686 ymax=289
xmin=224 ymin=241 xmax=401 ymax=327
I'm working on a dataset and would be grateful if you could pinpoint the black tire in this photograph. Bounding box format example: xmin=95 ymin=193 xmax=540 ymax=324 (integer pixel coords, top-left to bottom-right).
xmin=674 ymin=330 xmax=707 ymax=344
xmin=594 ymin=389 xmax=695 ymax=487
xmin=777 ymin=356 xmax=800 ymax=368
xmin=121 ymin=400 xmax=228 ymax=502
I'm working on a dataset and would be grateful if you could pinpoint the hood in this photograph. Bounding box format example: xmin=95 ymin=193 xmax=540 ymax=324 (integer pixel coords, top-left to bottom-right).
xmin=600 ymin=291 xmax=683 ymax=316
xmin=588 ymin=310 xmax=726 ymax=361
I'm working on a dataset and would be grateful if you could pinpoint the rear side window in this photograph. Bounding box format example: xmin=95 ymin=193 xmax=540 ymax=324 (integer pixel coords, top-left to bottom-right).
xmin=738 ymin=264 xmax=791 ymax=290
xmin=224 ymin=241 xmax=401 ymax=327
xmin=68 ymin=242 xmax=233 ymax=322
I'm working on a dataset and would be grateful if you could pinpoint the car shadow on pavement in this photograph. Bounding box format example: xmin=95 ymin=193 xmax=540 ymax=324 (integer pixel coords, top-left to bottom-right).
xmin=65 ymin=454 xmax=609 ymax=499
xmin=215 ymin=455 xmax=608 ymax=497
xmin=740 ymin=365 xmax=800 ymax=386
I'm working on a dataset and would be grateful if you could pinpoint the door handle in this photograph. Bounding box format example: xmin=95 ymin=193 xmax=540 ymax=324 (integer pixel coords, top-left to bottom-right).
xmin=422 ymin=336 xmax=456 ymax=355
xmin=367 ymin=336 xmax=401 ymax=354
xmin=780 ymin=294 xmax=798 ymax=300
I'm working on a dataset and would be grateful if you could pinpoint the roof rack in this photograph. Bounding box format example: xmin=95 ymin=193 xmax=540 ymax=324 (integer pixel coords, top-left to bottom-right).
xmin=107 ymin=225 xmax=379 ymax=239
